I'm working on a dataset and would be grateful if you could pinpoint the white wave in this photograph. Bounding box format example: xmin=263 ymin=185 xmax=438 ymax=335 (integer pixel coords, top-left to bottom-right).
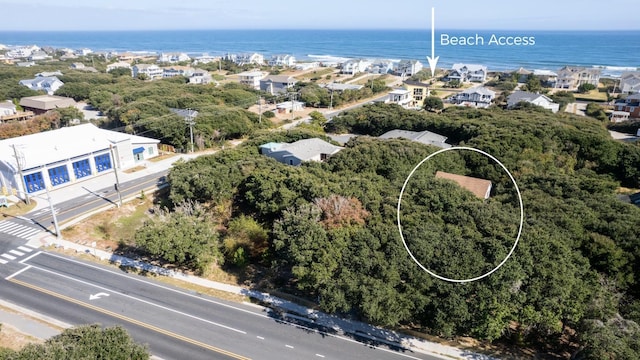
xmin=307 ymin=54 xmax=352 ymax=62
xmin=591 ymin=65 xmax=638 ymax=71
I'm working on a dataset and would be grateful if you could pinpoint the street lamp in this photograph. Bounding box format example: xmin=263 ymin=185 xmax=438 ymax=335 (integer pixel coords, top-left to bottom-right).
xmin=11 ymin=144 xmax=30 ymax=205
xmin=29 ymin=188 xmax=61 ymax=240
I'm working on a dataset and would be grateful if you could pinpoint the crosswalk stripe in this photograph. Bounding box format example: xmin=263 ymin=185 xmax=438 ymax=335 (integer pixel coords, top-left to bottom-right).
xmin=1 ymin=253 xmax=16 ymax=260
xmin=0 ymin=222 xmax=20 ymax=231
xmin=17 ymin=246 xmax=33 ymax=252
xmin=13 ymin=228 xmax=38 ymax=238
xmin=0 ymin=259 xmax=7 ymax=265
xmin=9 ymin=250 xmax=24 ymax=256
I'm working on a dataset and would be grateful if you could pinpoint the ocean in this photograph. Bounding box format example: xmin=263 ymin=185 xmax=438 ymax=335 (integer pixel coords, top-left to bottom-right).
xmin=1 ymin=29 xmax=638 ymax=76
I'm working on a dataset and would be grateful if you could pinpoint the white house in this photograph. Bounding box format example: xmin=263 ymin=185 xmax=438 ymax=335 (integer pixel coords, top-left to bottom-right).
xmin=157 ymin=52 xmax=191 ymax=63
xmin=295 ymin=62 xmax=319 ymax=71
xmin=0 ymin=101 xmax=17 ymax=118
xmin=260 ymin=75 xmax=297 ymax=95
xmin=189 ymin=69 xmax=213 ymax=85
xmin=453 ymin=86 xmax=495 ymax=108
xmin=555 ymin=66 xmax=601 ymax=90
xmin=132 ymin=64 xmax=163 ymax=79
xmin=237 ymin=71 xmax=267 ymax=89
xmin=449 ymin=63 xmax=488 ymax=83
xmin=235 ymin=53 xmax=264 ymax=66
xmin=393 ymin=60 xmax=424 ymax=77
xmin=268 ymin=54 xmax=296 ymax=67
xmin=162 ymin=66 xmax=195 ymax=78
xmin=18 ymin=76 xmax=64 ymax=95
xmin=276 ymin=100 xmax=305 ymax=113
xmin=259 ymin=138 xmax=343 ymax=166
xmin=369 ymin=60 xmax=395 ymax=74
xmin=507 ymin=91 xmax=560 ymax=113
xmin=28 ymin=51 xmax=50 ymax=61
xmin=620 ymin=72 xmax=640 ymax=94
xmin=75 ymin=48 xmax=93 ymax=56
xmin=106 ymin=61 xmax=132 ymax=73
xmin=341 ymin=59 xmax=371 ymax=75
xmin=193 ymin=53 xmax=220 ymax=65
xmin=387 ymin=89 xmax=412 ymax=108
xmin=0 ymin=124 xmax=159 ymax=198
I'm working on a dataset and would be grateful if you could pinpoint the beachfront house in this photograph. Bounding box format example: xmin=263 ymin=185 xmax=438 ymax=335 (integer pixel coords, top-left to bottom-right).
xmin=295 ymin=62 xmax=319 ymax=71
xmin=452 ymin=86 xmax=495 ymax=108
xmin=555 ymin=66 xmax=600 ymax=90
xmin=403 ymin=80 xmax=431 ymax=108
xmin=28 ymin=51 xmax=50 ymax=61
xmin=532 ymin=70 xmax=559 ymax=88
xmin=379 ymin=129 xmax=451 ymax=149
xmin=341 ymin=59 xmax=371 ymax=75
xmin=448 ymin=64 xmax=488 ymax=83
xmin=132 ymin=64 xmax=163 ymax=80
xmin=614 ymin=93 xmax=640 ymax=119
xmin=507 ymin=91 xmax=560 ymax=113
xmin=237 ymin=71 xmax=267 ymax=90
xmin=157 ymin=52 xmax=191 ymax=63
xmin=234 ymin=53 xmax=264 ymax=66
xmin=393 ymin=60 xmax=424 ymax=77
xmin=259 ymin=75 xmax=297 ymax=95
xmin=620 ymin=71 xmax=640 ymax=94
xmin=276 ymin=100 xmax=305 ymax=114
xmin=18 ymin=76 xmax=64 ymax=95
xmin=387 ymin=89 xmax=412 ymax=108
xmin=435 ymin=171 xmax=492 ymax=200
xmin=259 ymin=138 xmax=343 ymax=166
xmin=610 ymin=111 xmax=630 ymax=123
xmin=268 ymin=54 xmax=296 ymax=67
xmin=369 ymin=60 xmax=394 ymax=74
xmin=193 ymin=54 xmax=220 ymax=65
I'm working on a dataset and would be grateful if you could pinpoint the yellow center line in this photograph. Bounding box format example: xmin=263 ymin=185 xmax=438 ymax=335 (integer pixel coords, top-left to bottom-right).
xmin=9 ymin=278 xmax=251 ymax=360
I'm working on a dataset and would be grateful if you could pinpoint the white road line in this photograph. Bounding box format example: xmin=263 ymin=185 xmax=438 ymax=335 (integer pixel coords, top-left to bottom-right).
xmin=40 ymin=252 xmax=271 ymax=319
xmin=27 ymin=264 xmax=247 ymax=335
xmin=19 ymin=251 xmax=43 ymax=264
xmin=0 ymin=259 xmax=7 ymax=265
xmin=9 ymin=250 xmax=24 ymax=256
xmin=285 ymin=345 xmax=294 ymax=349
xmin=17 ymin=246 xmax=33 ymax=252
xmin=315 ymin=354 xmax=325 ymax=358
xmin=256 ymin=336 xmax=264 ymax=340
xmin=13 ymin=228 xmax=40 ymax=238
xmin=0 ymin=223 xmax=19 ymax=230
xmin=1 ymin=254 xmax=16 ymax=260
xmin=5 ymin=265 xmax=32 ymax=280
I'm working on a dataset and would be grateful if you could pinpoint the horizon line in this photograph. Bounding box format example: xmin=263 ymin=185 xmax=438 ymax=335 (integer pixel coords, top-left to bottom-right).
xmin=1 ymin=28 xmax=639 ymax=33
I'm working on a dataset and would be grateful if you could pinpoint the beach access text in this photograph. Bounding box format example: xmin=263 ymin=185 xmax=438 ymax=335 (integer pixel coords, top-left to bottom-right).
xmin=440 ymin=33 xmax=536 ymax=46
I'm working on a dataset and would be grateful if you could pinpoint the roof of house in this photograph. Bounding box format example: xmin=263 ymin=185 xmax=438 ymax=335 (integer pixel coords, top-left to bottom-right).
xmin=515 ymin=67 xmax=532 ymax=75
xmin=19 ymin=95 xmax=76 ymax=110
xmin=389 ymin=89 xmax=410 ymax=95
xmin=533 ymin=69 xmax=558 ymax=76
xmin=0 ymin=101 xmax=16 ymax=110
xmin=20 ymin=76 xmax=62 ymax=87
xmin=267 ymin=138 xmax=343 ymax=161
xmin=379 ymin=129 xmax=451 ymax=149
xmin=323 ymin=83 xmax=363 ymax=91
xmin=462 ymin=86 xmax=495 ymax=96
xmin=452 ymin=63 xmax=487 ymax=72
xmin=133 ymin=63 xmax=160 ymax=69
xmin=260 ymin=75 xmax=296 ymax=83
xmin=237 ymin=70 xmax=267 ymax=77
xmin=435 ymin=171 xmax=492 ymax=199
xmin=0 ymin=123 xmax=159 ymax=171
xmin=507 ymin=91 xmax=554 ymax=104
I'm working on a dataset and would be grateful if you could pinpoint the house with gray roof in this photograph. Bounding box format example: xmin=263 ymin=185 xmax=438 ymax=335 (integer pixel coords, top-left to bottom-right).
xmin=620 ymin=71 xmax=640 ymax=94
xmin=379 ymin=129 xmax=451 ymax=149
xmin=507 ymin=91 xmax=559 ymax=113
xmin=260 ymin=75 xmax=297 ymax=95
xmin=259 ymin=138 xmax=343 ymax=166
xmin=448 ymin=64 xmax=488 ymax=83
xmin=555 ymin=66 xmax=601 ymax=90
xmin=452 ymin=86 xmax=495 ymax=108
xmin=18 ymin=76 xmax=64 ymax=95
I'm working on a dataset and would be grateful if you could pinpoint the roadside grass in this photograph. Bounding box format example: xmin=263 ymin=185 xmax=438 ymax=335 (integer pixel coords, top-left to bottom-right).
xmin=0 ymin=322 xmax=44 ymax=351
xmin=148 ymin=153 xmax=176 ymax=162
xmin=0 ymin=200 xmax=37 ymax=218
xmin=294 ymin=68 xmax=334 ymax=81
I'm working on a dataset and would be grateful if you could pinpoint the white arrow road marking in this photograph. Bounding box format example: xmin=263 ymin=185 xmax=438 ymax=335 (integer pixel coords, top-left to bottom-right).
xmin=89 ymin=292 xmax=110 ymax=300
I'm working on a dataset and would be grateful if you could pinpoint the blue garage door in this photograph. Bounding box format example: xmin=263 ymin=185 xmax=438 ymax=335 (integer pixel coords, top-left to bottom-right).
xmin=24 ymin=172 xmax=44 ymax=193
xmin=72 ymin=159 xmax=92 ymax=179
xmin=94 ymin=154 xmax=112 ymax=172
xmin=48 ymin=165 xmax=70 ymax=186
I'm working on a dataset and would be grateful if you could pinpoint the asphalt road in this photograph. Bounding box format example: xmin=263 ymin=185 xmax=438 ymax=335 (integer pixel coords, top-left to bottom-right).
xmin=0 ymin=252 xmax=440 ymax=360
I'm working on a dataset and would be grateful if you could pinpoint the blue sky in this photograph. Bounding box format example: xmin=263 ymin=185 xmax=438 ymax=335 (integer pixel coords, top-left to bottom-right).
xmin=0 ymin=0 xmax=636 ymax=31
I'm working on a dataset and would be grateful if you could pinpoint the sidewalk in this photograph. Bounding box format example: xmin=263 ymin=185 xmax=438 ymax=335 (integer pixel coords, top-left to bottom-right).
xmin=25 ymin=233 xmax=495 ymax=360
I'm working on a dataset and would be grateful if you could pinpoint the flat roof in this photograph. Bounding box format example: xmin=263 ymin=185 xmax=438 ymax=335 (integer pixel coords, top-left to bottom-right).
xmin=435 ymin=171 xmax=492 ymax=199
xmin=0 ymin=123 xmax=158 ymax=171
xmin=19 ymin=95 xmax=76 ymax=110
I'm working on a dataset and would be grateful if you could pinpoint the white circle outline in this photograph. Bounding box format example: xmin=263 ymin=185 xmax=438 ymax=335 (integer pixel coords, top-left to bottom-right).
xmin=397 ymin=146 xmax=524 ymax=283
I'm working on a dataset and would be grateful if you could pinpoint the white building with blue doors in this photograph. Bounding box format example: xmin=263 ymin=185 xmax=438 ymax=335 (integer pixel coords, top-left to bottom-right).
xmin=0 ymin=124 xmax=159 ymax=198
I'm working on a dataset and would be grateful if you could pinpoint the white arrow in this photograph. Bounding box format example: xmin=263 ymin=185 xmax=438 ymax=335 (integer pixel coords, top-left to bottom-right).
xmin=89 ymin=292 xmax=110 ymax=301
xmin=426 ymin=7 xmax=439 ymax=77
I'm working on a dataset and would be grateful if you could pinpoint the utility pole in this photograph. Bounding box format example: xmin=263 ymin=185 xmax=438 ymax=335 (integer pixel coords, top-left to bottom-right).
xmin=329 ymin=82 xmax=334 ymax=110
xmin=109 ymin=145 xmax=123 ymax=208
xmin=11 ymin=144 xmax=29 ymax=205
xmin=185 ymin=109 xmax=195 ymax=153
xmin=44 ymin=185 xmax=60 ymax=239
xmin=258 ymin=96 xmax=262 ymax=124
xmin=290 ymin=93 xmax=296 ymax=121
